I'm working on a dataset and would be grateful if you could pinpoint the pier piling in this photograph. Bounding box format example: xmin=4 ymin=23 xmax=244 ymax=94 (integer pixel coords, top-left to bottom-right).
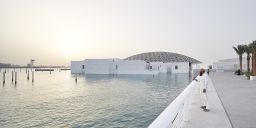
xmin=27 ymin=70 xmax=29 ymax=80
xmin=12 ymin=71 xmax=14 ymax=83
xmin=32 ymin=71 xmax=34 ymax=83
xmin=3 ymin=72 xmax=5 ymax=84
xmin=15 ymin=72 xmax=17 ymax=85
xmin=75 ymin=74 xmax=77 ymax=83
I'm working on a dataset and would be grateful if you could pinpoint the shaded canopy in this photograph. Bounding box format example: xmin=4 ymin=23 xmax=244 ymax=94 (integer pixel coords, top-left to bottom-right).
xmin=125 ymin=52 xmax=201 ymax=63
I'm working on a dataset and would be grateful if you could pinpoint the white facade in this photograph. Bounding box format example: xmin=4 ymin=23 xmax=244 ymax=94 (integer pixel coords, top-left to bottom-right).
xmin=71 ymin=59 xmax=191 ymax=74
xmin=150 ymin=62 xmax=190 ymax=74
xmin=71 ymin=61 xmax=86 ymax=74
xmin=213 ymin=57 xmax=250 ymax=71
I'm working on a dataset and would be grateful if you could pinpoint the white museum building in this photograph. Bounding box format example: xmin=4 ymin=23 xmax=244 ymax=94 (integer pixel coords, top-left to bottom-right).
xmin=71 ymin=52 xmax=201 ymax=74
xmin=213 ymin=57 xmax=250 ymax=71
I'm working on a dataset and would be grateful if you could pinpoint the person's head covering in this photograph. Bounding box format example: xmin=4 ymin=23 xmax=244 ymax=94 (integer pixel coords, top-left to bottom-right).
xmin=199 ymin=68 xmax=205 ymax=76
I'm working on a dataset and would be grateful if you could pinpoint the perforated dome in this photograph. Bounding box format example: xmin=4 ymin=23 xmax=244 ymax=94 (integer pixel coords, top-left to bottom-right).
xmin=125 ymin=52 xmax=200 ymax=63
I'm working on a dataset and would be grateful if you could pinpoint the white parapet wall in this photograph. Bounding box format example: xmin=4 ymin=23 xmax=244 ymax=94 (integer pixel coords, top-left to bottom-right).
xmin=148 ymin=78 xmax=197 ymax=128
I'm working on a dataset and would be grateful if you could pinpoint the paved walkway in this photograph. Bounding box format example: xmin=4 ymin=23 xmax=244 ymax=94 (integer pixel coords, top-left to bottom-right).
xmin=183 ymin=75 xmax=232 ymax=128
xmin=211 ymin=72 xmax=256 ymax=128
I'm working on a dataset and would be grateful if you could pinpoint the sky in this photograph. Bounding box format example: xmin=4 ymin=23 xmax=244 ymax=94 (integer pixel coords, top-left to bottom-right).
xmin=0 ymin=0 xmax=256 ymax=66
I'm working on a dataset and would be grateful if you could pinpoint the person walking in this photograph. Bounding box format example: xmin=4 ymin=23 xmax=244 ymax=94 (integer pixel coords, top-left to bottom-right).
xmin=198 ymin=69 xmax=210 ymax=112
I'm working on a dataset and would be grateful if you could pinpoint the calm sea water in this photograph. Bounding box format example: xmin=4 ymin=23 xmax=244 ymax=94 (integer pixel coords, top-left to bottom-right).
xmin=0 ymin=69 xmax=191 ymax=128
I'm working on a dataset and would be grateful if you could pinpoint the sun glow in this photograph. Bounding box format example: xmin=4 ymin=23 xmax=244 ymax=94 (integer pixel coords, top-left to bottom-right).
xmin=54 ymin=37 xmax=82 ymax=59
xmin=61 ymin=46 xmax=75 ymax=58
xmin=59 ymin=42 xmax=81 ymax=58
xmin=51 ymin=30 xmax=85 ymax=59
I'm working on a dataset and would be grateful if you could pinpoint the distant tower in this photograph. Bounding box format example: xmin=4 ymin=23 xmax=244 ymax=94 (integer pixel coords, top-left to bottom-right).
xmin=30 ymin=59 xmax=35 ymax=67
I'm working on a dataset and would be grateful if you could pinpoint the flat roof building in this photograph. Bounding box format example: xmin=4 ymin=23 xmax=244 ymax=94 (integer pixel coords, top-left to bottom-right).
xmin=71 ymin=52 xmax=200 ymax=74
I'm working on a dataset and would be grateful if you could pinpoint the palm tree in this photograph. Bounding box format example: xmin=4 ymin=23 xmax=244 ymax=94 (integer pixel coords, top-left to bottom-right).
xmin=250 ymin=41 xmax=256 ymax=75
xmin=244 ymin=45 xmax=251 ymax=73
xmin=249 ymin=43 xmax=254 ymax=73
xmin=233 ymin=45 xmax=246 ymax=72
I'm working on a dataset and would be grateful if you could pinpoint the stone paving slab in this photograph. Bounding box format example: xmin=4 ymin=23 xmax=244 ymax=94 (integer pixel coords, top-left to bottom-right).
xmin=211 ymin=72 xmax=256 ymax=128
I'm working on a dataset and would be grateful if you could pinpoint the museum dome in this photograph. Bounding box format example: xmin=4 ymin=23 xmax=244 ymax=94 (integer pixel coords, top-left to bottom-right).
xmin=125 ymin=52 xmax=200 ymax=63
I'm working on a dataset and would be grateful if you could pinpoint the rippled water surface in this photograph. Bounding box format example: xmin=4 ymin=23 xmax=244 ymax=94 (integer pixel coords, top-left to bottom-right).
xmin=0 ymin=69 xmax=190 ymax=128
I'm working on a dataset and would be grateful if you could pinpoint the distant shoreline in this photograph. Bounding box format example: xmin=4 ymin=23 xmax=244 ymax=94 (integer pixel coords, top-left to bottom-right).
xmin=0 ymin=66 xmax=68 ymax=68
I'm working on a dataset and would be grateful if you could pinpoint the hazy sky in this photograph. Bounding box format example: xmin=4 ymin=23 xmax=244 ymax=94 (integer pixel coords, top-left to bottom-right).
xmin=0 ymin=0 xmax=256 ymax=66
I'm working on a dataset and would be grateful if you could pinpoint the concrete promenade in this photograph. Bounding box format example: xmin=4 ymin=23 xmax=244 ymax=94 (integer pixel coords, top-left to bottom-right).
xmin=183 ymin=74 xmax=232 ymax=128
xmin=211 ymin=72 xmax=256 ymax=128
xmin=182 ymin=72 xmax=256 ymax=128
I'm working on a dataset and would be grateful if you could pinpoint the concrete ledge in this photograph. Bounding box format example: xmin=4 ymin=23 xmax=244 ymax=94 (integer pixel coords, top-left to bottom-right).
xmin=250 ymin=76 xmax=256 ymax=80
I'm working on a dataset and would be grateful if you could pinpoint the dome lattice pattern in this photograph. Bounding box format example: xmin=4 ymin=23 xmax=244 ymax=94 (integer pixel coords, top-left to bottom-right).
xmin=125 ymin=52 xmax=200 ymax=63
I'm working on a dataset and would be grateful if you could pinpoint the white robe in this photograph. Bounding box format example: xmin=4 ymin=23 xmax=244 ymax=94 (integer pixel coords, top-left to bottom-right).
xmin=199 ymin=73 xmax=210 ymax=109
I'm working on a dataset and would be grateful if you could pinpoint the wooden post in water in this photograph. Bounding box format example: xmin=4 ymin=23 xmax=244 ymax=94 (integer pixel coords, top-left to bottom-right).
xmin=27 ymin=70 xmax=29 ymax=80
xmin=3 ymin=72 xmax=5 ymax=84
xmin=75 ymin=74 xmax=77 ymax=83
xmin=26 ymin=68 xmax=27 ymax=74
xmin=12 ymin=71 xmax=14 ymax=83
xmin=15 ymin=72 xmax=17 ymax=85
xmin=50 ymin=71 xmax=51 ymax=75
xmin=32 ymin=71 xmax=34 ymax=83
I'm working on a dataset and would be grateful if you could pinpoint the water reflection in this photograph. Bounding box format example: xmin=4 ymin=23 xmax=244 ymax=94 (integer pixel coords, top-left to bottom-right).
xmin=82 ymin=73 xmax=190 ymax=84
xmin=0 ymin=69 xmax=191 ymax=128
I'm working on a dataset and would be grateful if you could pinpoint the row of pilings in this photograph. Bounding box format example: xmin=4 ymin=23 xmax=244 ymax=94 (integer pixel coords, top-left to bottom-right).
xmin=1 ymin=68 xmax=77 ymax=86
xmin=1 ymin=68 xmax=35 ymax=85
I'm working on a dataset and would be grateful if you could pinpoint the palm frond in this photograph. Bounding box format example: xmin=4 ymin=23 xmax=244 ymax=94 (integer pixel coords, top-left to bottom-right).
xmin=233 ymin=45 xmax=245 ymax=55
xmin=244 ymin=45 xmax=251 ymax=55
xmin=251 ymin=41 xmax=256 ymax=54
